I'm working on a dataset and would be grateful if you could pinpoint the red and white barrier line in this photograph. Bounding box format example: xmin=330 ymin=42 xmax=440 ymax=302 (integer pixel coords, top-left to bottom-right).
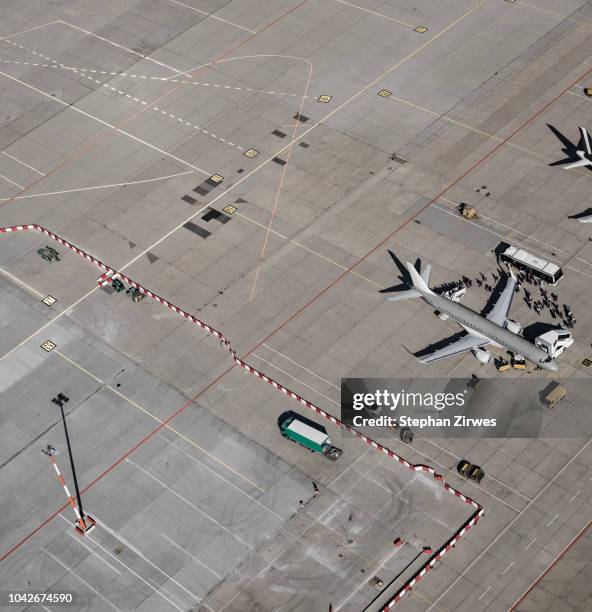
xmin=2 ymin=224 xmax=484 ymax=605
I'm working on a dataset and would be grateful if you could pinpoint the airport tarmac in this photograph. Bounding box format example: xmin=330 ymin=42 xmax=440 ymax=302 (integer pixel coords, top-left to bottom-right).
xmin=0 ymin=0 xmax=592 ymax=611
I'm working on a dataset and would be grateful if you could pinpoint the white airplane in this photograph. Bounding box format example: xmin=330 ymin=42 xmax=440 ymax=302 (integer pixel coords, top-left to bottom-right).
xmin=562 ymin=126 xmax=592 ymax=170
xmin=381 ymin=253 xmax=559 ymax=371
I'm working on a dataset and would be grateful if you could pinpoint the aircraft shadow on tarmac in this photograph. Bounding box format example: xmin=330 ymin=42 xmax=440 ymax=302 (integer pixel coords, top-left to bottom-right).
xmin=547 ymin=123 xmax=591 ymax=169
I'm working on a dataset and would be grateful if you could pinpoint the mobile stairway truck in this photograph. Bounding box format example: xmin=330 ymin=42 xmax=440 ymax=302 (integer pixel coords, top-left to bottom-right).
xmin=279 ymin=414 xmax=343 ymax=460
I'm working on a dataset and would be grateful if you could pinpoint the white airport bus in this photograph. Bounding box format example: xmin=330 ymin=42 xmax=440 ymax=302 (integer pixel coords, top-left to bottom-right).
xmin=499 ymin=245 xmax=564 ymax=285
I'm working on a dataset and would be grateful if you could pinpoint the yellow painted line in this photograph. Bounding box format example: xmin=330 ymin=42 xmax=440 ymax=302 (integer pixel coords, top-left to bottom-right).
xmin=54 ymin=350 xmax=265 ymax=492
xmin=236 ymin=211 xmax=382 ymax=288
xmin=387 ymin=92 xmax=592 ymax=179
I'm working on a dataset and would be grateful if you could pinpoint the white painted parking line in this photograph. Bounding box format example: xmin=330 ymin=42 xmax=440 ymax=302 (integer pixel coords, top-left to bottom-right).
xmin=0 ymin=69 xmax=212 ymax=175
xmin=569 ymin=490 xmax=581 ymax=503
xmin=335 ymin=0 xmax=414 ymax=28
xmin=88 ymin=513 xmax=206 ymax=609
xmin=0 ymin=265 xmax=44 ymax=297
xmin=0 ymin=172 xmax=24 ymax=189
xmin=1 ymin=150 xmax=45 ymax=175
xmin=167 ymin=0 xmax=257 ymax=33
xmin=125 ymin=458 xmax=254 ymax=550
xmin=525 ymin=537 xmax=537 ymax=550
xmin=546 ymin=513 xmax=560 ymax=527
xmin=251 ymin=352 xmax=340 ymax=407
xmin=160 ymin=532 xmax=222 ymax=579
xmin=66 ymin=529 xmax=121 ymax=575
xmin=477 ymin=585 xmax=492 ymax=601
xmin=45 ymin=550 xmax=124 ymax=612
xmin=502 ymin=561 xmax=514 ymax=575
xmin=157 ymin=434 xmax=283 ymax=521
xmin=262 ymin=343 xmax=340 ymax=390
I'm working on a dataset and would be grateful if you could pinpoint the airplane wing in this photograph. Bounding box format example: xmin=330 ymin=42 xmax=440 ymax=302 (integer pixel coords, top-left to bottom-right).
xmin=417 ymin=334 xmax=490 ymax=364
xmin=579 ymin=215 xmax=592 ymax=224
xmin=563 ymin=158 xmax=591 ymax=169
xmin=486 ymin=273 xmax=517 ymax=326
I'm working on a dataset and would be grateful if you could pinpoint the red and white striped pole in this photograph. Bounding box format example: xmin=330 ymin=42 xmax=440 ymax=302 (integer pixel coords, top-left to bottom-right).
xmin=42 ymin=445 xmax=95 ymax=534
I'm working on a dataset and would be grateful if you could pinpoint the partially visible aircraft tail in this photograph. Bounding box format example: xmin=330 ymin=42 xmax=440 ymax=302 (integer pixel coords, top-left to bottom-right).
xmin=580 ymin=126 xmax=591 ymax=156
xmin=381 ymin=251 xmax=433 ymax=300
xmin=405 ymin=261 xmax=434 ymax=294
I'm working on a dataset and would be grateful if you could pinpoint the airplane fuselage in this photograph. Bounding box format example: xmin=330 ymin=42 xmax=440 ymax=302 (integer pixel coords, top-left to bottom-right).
xmin=420 ymin=290 xmax=558 ymax=371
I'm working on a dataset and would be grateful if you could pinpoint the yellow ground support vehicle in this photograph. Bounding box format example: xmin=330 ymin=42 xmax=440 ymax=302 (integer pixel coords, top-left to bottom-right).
xmin=459 ymin=203 xmax=477 ymax=219
xmin=539 ymin=381 xmax=567 ymax=408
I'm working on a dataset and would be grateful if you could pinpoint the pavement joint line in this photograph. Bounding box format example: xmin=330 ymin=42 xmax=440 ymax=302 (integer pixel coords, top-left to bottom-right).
xmin=85 ymin=511 xmax=207 ymax=608
xmin=433 ymin=202 xmax=592 ymax=281
xmin=1 ymin=150 xmax=45 ymax=175
xmin=158 ymin=432 xmax=377 ymax=568
xmin=1 ymin=20 xmax=62 ymax=39
xmin=159 ymin=532 xmax=223 ymax=580
xmin=125 ymin=457 xmax=255 ymax=550
xmin=0 ymin=170 xmax=193 ymax=202
xmin=251 ymin=351 xmax=340 ymax=407
xmin=45 ymin=548 xmax=124 ymax=612
xmin=0 ymin=51 xmax=246 ymax=150
xmin=248 ymin=54 xmax=313 ymax=300
xmin=0 ymin=264 xmax=44 ymax=297
xmin=0 ymin=6 xmax=495 ymax=593
xmin=335 ymin=0 xmax=415 ymax=28
xmin=0 ymin=69 xmax=213 ymax=175
xmin=385 ymin=93 xmax=587 ymax=172
xmin=477 ymin=585 xmax=491 ymax=601
xmin=166 ymin=0 xmax=257 ymax=33
xmin=53 ymin=348 xmax=265 ymax=491
xmin=0 ymin=225 xmax=484 ymax=609
xmin=57 ymin=20 xmax=196 ymax=79
xmin=502 ymin=561 xmax=515 ymax=575
xmin=510 ymin=518 xmax=592 ymax=610
xmin=0 ymin=58 xmax=309 ymax=96
xmin=546 ymin=513 xmax=560 ymax=527
xmin=235 ymin=211 xmax=383 ymax=288
xmin=428 ymin=435 xmax=592 ymax=610
xmin=513 ymin=1 xmax=592 ymax=28
xmin=566 ymin=89 xmax=592 ymax=102
xmin=157 ymin=434 xmax=281 ymax=520
xmin=440 ymin=196 xmax=573 ymax=257
xmin=383 ymin=430 xmax=523 ymax=513
xmin=57 ymin=514 xmax=187 ymax=611
xmin=65 ymin=529 xmax=121 ymax=575
xmin=261 ymin=342 xmax=341 ymax=390
xmin=0 ymin=171 xmax=24 ymax=189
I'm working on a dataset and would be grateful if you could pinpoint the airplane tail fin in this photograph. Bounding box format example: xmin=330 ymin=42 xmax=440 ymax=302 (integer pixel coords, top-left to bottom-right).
xmin=405 ymin=261 xmax=433 ymax=294
xmin=381 ymin=251 xmax=432 ymax=300
xmin=579 ymin=126 xmax=591 ymax=155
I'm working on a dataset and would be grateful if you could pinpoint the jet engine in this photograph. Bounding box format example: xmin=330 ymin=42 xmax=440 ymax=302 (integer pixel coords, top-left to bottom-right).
xmin=472 ymin=347 xmax=493 ymax=364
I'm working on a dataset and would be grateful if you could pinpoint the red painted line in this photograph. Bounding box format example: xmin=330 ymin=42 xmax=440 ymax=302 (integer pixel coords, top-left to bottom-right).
xmin=244 ymin=62 xmax=592 ymax=360
xmin=3 ymin=18 xmax=588 ymax=605
xmin=0 ymin=223 xmax=482 ymax=580
xmin=509 ymin=519 xmax=592 ymax=611
xmin=0 ymin=0 xmax=311 ymax=213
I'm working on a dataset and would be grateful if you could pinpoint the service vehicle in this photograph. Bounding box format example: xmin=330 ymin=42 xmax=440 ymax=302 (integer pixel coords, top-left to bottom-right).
xmin=534 ymin=329 xmax=573 ymax=359
xmin=279 ymin=415 xmax=342 ymax=460
xmin=539 ymin=381 xmax=567 ymax=408
xmin=499 ymin=245 xmax=563 ymax=285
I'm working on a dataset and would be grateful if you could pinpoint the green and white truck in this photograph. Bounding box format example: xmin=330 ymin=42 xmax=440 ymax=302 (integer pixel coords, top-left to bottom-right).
xmin=279 ymin=415 xmax=342 ymax=460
